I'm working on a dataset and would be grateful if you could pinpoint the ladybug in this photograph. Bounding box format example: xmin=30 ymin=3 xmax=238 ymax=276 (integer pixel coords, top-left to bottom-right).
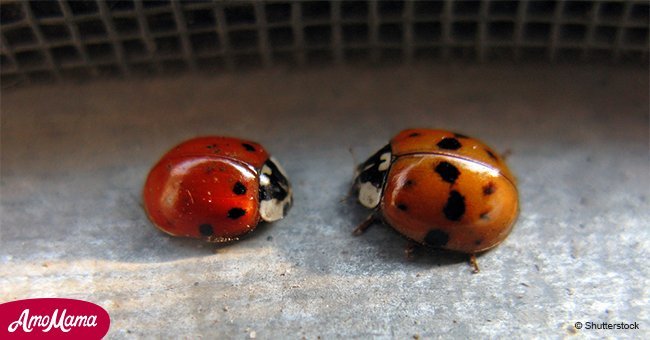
xmin=352 ymin=129 xmax=519 ymax=272
xmin=143 ymin=136 xmax=292 ymax=242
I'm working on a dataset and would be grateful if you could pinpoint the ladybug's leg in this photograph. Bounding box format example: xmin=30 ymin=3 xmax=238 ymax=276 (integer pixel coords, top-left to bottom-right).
xmin=352 ymin=213 xmax=379 ymax=236
xmin=469 ymin=254 xmax=480 ymax=273
xmin=404 ymin=241 xmax=419 ymax=260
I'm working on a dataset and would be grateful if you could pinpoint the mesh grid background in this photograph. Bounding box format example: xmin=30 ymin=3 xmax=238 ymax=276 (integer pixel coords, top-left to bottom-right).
xmin=1 ymin=0 xmax=648 ymax=85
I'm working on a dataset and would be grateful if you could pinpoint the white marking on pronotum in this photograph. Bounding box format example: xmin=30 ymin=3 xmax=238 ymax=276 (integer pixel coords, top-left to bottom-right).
xmin=356 ymin=150 xmax=391 ymax=209
xmin=269 ymin=157 xmax=288 ymax=177
xmin=378 ymin=152 xmax=391 ymax=171
xmin=259 ymin=159 xmax=292 ymax=222
xmin=358 ymin=181 xmax=382 ymax=208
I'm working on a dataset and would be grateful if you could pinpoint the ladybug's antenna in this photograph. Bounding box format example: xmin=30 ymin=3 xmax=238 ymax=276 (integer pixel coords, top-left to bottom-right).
xmin=348 ymin=146 xmax=358 ymax=167
xmin=500 ymin=148 xmax=513 ymax=160
xmin=339 ymin=146 xmax=360 ymax=203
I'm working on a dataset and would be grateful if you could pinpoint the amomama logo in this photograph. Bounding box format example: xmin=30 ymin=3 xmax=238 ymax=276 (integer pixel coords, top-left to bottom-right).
xmin=0 ymin=298 xmax=110 ymax=339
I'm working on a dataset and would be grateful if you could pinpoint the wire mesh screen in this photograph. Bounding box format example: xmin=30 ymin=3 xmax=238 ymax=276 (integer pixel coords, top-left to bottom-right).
xmin=1 ymin=1 xmax=648 ymax=85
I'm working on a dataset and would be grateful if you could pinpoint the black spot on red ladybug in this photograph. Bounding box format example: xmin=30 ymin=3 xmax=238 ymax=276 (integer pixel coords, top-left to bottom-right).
xmin=483 ymin=182 xmax=496 ymax=195
xmin=233 ymin=182 xmax=247 ymax=195
xmin=437 ymin=138 xmax=462 ymax=150
xmin=408 ymin=132 xmax=421 ymax=137
xmin=443 ymin=190 xmax=465 ymax=221
xmin=242 ymin=143 xmax=256 ymax=152
xmin=199 ymin=224 xmax=214 ymax=236
xmin=485 ymin=148 xmax=498 ymax=160
xmin=397 ymin=203 xmax=408 ymax=211
xmin=435 ymin=161 xmax=460 ymax=184
xmin=227 ymin=208 xmax=246 ymax=219
xmin=404 ymin=179 xmax=415 ymax=187
xmin=454 ymin=133 xmax=469 ymax=139
xmin=474 ymin=239 xmax=483 ymax=245
xmin=424 ymin=229 xmax=449 ymax=247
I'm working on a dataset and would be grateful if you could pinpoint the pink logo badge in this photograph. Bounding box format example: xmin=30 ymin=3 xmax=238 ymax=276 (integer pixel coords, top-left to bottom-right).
xmin=0 ymin=298 xmax=110 ymax=339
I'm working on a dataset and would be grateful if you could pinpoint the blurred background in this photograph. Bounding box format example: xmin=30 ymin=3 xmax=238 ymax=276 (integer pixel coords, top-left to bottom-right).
xmin=1 ymin=1 xmax=649 ymax=338
xmin=1 ymin=0 xmax=647 ymax=83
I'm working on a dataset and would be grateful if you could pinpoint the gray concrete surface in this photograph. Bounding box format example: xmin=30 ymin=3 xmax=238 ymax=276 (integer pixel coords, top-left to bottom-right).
xmin=1 ymin=64 xmax=648 ymax=339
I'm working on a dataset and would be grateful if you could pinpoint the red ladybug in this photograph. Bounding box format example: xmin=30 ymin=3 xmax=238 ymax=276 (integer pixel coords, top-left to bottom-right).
xmin=353 ymin=129 xmax=519 ymax=272
xmin=143 ymin=137 xmax=292 ymax=242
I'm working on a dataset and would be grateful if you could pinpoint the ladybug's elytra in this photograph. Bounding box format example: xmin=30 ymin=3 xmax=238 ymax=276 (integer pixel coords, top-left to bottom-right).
xmin=143 ymin=136 xmax=292 ymax=242
xmin=353 ymin=129 xmax=519 ymax=272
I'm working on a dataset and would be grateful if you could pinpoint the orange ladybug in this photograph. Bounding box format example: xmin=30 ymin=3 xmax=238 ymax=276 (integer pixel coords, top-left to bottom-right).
xmin=352 ymin=129 xmax=519 ymax=272
xmin=143 ymin=137 xmax=292 ymax=243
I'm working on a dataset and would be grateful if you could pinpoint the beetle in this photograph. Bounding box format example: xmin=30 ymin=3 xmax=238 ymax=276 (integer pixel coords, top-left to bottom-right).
xmin=352 ymin=129 xmax=519 ymax=272
xmin=143 ymin=136 xmax=292 ymax=242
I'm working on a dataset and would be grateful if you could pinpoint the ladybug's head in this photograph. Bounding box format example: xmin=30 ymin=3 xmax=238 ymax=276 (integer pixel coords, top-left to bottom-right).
xmin=353 ymin=144 xmax=392 ymax=209
xmin=258 ymin=157 xmax=293 ymax=222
